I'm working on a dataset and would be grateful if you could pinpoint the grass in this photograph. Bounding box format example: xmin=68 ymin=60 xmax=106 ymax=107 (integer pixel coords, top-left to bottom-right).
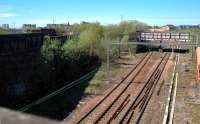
xmin=176 ymin=52 xmax=200 ymax=123
xmin=83 ymin=54 xmax=135 ymax=95
xmin=84 ymin=69 xmax=106 ymax=95
xmin=84 ymin=80 xmax=102 ymax=95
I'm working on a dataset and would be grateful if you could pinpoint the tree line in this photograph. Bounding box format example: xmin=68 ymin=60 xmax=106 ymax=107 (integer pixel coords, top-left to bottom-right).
xmin=34 ymin=21 xmax=148 ymax=92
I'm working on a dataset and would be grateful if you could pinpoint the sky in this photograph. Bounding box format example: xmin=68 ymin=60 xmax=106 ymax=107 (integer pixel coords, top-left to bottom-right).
xmin=0 ymin=0 xmax=200 ymax=28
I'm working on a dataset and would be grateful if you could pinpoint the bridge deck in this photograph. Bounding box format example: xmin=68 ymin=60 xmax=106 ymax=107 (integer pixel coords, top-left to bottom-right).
xmin=139 ymin=32 xmax=194 ymax=42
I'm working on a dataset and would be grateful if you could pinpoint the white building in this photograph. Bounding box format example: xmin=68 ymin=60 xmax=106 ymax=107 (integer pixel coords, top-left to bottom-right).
xmin=22 ymin=24 xmax=36 ymax=30
xmin=2 ymin=24 xmax=9 ymax=30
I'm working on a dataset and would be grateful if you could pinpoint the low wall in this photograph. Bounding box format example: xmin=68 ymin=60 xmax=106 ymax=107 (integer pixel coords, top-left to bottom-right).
xmin=0 ymin=107 xmax=58 ymax=124
xmin=0 ymin=33 xmax=44 ymax=108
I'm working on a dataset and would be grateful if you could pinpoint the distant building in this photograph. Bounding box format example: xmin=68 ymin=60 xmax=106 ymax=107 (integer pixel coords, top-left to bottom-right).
xmin=32 ymin=28 xmax=57 ymax=36
xmin=178 ymin=25 xmax=200 ymax=29
xmin=22 ymin=24 xmax=36 ymax=31
xmin=46 ymin=23 xmax=70 ymax=29
xmin=46 ymin=23 xmax=71 ymax=35
xmin=2 ymin=24 xmax=9 ymax=30
xmin=149 ymin=25 xmax=176 ymax=32
xmin=182 ymin=25 xmax=190 ymax=29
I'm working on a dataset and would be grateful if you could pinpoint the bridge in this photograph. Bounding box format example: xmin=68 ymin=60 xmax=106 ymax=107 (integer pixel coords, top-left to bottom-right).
xmin=136 ymin=32 xmax=195 ymax=42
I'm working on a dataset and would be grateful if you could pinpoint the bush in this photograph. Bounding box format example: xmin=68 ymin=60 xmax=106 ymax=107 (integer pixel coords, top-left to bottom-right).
xmin=41 ymin=39 xmax=62 ymax=63
xmin=0 ymin=28 xmax=8 ymax=34
xmin=36 ymin=20 xmax=149 ymax=90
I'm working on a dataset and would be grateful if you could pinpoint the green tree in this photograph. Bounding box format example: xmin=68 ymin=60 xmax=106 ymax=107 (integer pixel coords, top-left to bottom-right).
xmin=119 ymin=20 xmax=148 ymax=35
xmin=41 ymin=39 xmax=62 ymax=62
xmin=79 ymin=24 xmax=104 ymax=55
xmin=104 ymin=24 xmax=121 ymax=40
xmin=62 ymin=39 xmax=80 ymax=61
xmin=121 ymin=35 xmax=129 ymax=42
xmin=104 ymin=20 xmax=148 ymax=41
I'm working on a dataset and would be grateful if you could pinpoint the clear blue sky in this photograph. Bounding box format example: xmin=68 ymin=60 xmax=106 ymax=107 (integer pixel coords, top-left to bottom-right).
xmin=0 ymin=0 xmax=200 ymax=28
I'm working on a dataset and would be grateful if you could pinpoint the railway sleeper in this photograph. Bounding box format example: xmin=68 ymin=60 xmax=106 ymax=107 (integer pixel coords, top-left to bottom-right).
xmin=126 ymin=54 xmax=169 ymax=123
xmin=112 ymin=94 xmax=130 ymax=119
xmin=107 ymin=99 xmax=131 ymax=124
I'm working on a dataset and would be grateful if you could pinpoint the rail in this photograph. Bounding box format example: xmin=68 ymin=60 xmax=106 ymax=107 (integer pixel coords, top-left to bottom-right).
xmin=76 ymin=52 xmax=152 ymax=123
xmin=93 ymin=53 xmax=153 ymax=124
xmin=119 ymin=53 xmax=170 ymax=124
xmin=162 ymin=54 xmax=179 ymax=124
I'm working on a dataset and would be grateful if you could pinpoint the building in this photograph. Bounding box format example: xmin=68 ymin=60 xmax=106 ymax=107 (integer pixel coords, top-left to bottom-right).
xmin=2 ymin=24 xmax=9 ymax=30
xmin=149 ymin=25 xmax=176 ymax=32
xmin=22 ymin=24 xmax=36 ymax=30
xmin=32 ymin=28 xmax=57 ymax=36
xmin=178 ymin=25 xmax=200 ymax=29
xmin=46 ymin=23 xmax=71 ymax=35
xmin=46 ymin=23 xmax=70 ymax=29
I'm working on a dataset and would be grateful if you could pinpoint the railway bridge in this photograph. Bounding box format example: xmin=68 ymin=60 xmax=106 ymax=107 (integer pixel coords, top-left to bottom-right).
xmin=129 ymin=32 xmax=198 ymax=52
xmin=136 ymin=32 xmax=195 ymax=42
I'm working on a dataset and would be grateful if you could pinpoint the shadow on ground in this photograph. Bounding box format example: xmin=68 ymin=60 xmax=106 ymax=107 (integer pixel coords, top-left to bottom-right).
xmin=24 ymin=70 xmax=98 ymax=121
xmin=0 ymin=65 xmax=100 ymax=121
xmin=136 ymin=45 xmax=189 ymax=54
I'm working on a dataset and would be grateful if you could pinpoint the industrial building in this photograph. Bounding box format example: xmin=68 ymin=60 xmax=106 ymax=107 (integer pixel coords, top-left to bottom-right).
xmin=149 ymin=25 xmax=176 ymax=32
xmin=46 ymin=23 xmax=70 ymax=29
xmin=22 ymin=24 xmax=36 ymax=31
xmin=1 ymin=24 xmax=9 ymax=30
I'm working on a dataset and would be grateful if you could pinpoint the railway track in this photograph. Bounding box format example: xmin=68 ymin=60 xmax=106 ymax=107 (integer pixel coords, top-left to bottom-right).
xmin=75 ymin=52 xmax=153 ymax=124
xmin=74 ymin=52 xmax=170 ymax=124
xmin=119 ymin=53 xmax=170 ymax=124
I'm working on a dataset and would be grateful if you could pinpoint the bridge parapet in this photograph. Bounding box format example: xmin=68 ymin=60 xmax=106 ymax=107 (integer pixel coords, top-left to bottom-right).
xmin=0 ymin=107 xmax=58 ymax=124
xmin=0 ymin=33 xmax=44 ymax=56
xmin=139 ymin=32 xmax=194 ymax=42
xmin=0 ymin=33 xmax=44 ymax=106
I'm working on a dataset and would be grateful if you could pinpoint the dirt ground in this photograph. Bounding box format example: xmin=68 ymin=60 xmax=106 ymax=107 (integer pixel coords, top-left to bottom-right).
xmin=138 ymin=52 xmax=175 ymax=124
xmin=174 ymin=52 xmax=200 ymax=124
xmin=139 ymin=51 xmax=200 ymax=124
xmin=63 ymin=51 xmax=200 ymax=124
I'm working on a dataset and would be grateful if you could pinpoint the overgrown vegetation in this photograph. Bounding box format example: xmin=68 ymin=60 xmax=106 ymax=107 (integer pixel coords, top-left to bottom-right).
xmin=42 ymin=20 xmax=148 ymax=62
xmin=5 ymin=20 xmax=147 ymax=105
xmin=0 ymin=28 xmax=8 ymax=34
xmin=34 ymin=20 xmax=148 ymax=94
xmin=175 ymin=28 xmax=200 ymax=33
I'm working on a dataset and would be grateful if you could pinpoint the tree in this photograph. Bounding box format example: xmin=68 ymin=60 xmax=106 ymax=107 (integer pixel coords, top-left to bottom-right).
xmin=119 ymin=20 xmax=148 ymax=35
xmin=104 ymin=20 xmax=148 ymax=41
xmin=78 ymin=24 xmax=104 ymax=55
xmin=41 ymin=39 xmax=62 ymax=63
xmin=121 ymin=35 xmax=129 ymax=42
xmin=104 ymin=24 xmax=121 ymax=40
xmin=62 ymin=39 xmax=79 ymax=61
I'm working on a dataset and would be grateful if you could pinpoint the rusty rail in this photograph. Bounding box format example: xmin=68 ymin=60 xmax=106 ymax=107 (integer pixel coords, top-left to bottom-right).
xmin=93 ymin=53 xmax=153 ymax=124
xmin=119 ymin=53 xmax=170 ymax=124
xmin=76 ymin=52 xmax=152 ymax=124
